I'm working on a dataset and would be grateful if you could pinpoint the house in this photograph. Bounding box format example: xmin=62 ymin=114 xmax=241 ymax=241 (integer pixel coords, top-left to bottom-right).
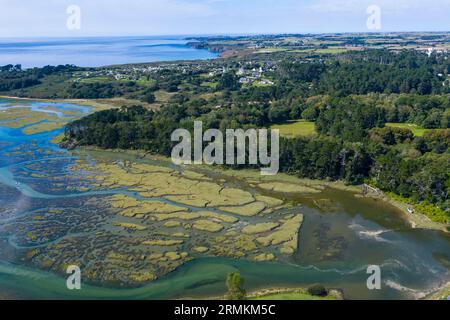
xmin=239 ymin=77 xmax=251 ymax=84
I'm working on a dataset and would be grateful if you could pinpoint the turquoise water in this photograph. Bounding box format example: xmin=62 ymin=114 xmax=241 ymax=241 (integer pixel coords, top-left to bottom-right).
xmin=0 ymin=98 xmax=449 ymax=300
xmin=0 ymin=36 xmax=218 ymax=68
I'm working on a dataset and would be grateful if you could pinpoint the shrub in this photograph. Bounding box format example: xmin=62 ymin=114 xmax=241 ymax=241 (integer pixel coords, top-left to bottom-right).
xmin=307 ymin=284 xmax=328 ymax=297
xmin=226 ymin=272 xmax=246 ymax=300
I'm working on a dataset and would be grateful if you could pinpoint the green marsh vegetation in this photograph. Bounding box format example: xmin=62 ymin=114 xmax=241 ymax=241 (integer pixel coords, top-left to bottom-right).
xmin=45 ymin=154 xmax=308 ymax=285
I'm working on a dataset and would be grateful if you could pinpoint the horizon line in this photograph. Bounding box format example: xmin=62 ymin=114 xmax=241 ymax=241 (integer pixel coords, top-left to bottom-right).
xmin=1 ymin=30 xmax=450 ymax=40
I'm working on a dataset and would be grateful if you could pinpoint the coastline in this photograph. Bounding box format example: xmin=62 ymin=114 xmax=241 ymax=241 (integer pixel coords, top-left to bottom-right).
xmin=357 ymin=189 xmax=449 ymax=233
xmin=0 ymin=95 xmax=138 ymax=112
xmin=180 ymin=286 xmax=344 ymax=301
xmin=424 ymin=282 xmax=450 ymax=300
xmin=246 ymin=287 xmax=343 ymax=300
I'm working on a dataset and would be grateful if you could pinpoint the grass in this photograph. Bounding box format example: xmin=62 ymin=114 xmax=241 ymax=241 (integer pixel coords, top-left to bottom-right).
xmin=315 ymin=47 xmax=356 ymax=54
xmin=252 ymin=253 xmax=276 ymax=262
xmin=219 ymin=201 xmax=267 ymax=216
xmin=0 ymin=107 xmax=60 ymax=129
xmin=258 ymin=182 xmax=321 ymax=194
xmin=289 ymin=46 xmax=358 ymax=55
xmin=255 ymin=48 xmax=288 ymax=54
xmin=242 ymin=222 xmax=280 ymax=235
xmin=142 ymin=239 xmax=184 ymax=246
xmin=135 ymin=78 xmax=157 ymax=87
xmin=192 ymin=220 xmax=224 ymax=233
xmin=22 ymin=121 xmax=65 ymax=135
xmin=252 ymin=80 xmax=274 ymax=87
xmin=385 ymin=123 xmax=430 ymax=137
xmin=256 ymin=215 xmax=303 ymax=255
xmin=200 ymin=81 xmax=218 ymax=89
xmin=154 ymin=90 xmax=176 ymax=102
xmin=80 ymin=76 xmax=112 ymax=84
xmin=271 ymin=120 xmax=316 ymax=138
xmin=80 ymin=76 xmax=156 ymax=87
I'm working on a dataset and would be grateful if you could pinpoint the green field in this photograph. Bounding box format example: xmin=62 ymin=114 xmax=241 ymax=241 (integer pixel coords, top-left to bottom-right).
xmin=256 ymin=48 xmax=289 ymax=53
xmin=79 ymin=76 xmax=156 ymax=87
xmin=154 ymin=90 xmax=176 ymax=102
xmin=79 ymin=76 xmax=112 ymax=83
xmin=385 ymin=123 xmax=430 ymax=137
xmin=135 ymin=78 xmax=157 ymax=87
xmin=315 ymin=47 xmax=352 ymax=54
xmin=290 ymin=46 xmax=358 ymax=54
xmin=272 ymin=120 xmax=316 ymax=138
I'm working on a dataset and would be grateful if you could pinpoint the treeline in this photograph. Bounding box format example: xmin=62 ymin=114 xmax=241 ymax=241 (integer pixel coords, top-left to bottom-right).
xmin=65 ymin=106 xmax=180 ymax=154
xmin=371 ymin=151 xmax=449 ymax=216
xmin=279 ymin=137 xmax=371 ymax=184
xmin=65 ymin=106 xmax=373 ymax=186
xmin=277 ymin=50 xmax=450 ymax=96
xmin=315 ymin=98 xmax=386 ymax=141
xmin=66 ymin=82 xmax=149 ymax=100
xmin=0 ymin=64 xmax=79 ymax=92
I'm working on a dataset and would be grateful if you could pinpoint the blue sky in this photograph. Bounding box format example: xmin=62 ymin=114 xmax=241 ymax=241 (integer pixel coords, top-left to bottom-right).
xmin=1 ymin=0 xmax=449 ymax=37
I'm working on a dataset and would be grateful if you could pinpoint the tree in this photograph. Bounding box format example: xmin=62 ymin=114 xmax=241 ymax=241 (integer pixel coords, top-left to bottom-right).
xmin=307 ymin=284 xmax=328 ymax=297
xmin=369 ymin=127 xmax=414 ymax=145
xmin=226 ymin=272 xmax=246 ymax=300
xmin=219 ymin=72 xmax=240 ymax=91
xmin=301 ymin=106 xmax=319 ymax=121
xmin=145 ymin=92 xmax=156 ymax=104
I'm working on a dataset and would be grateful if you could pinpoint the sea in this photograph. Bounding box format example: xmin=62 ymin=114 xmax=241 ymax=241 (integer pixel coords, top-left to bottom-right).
xmin=0 ymin=36 xmax=218 ymax=68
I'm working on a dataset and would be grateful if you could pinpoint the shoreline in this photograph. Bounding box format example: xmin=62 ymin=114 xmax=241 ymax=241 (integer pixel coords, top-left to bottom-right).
xmin=245 ymin=287 xmax=343 ymax=300
xmin=75 ymin=146 xmax=449 ymax=234
xmin=179 ymin=286 xmax=344 ymax=301
xmin=424 ymin=282 xmax=450 ymax=300
xmin=0 ymin=95 xmax=131 ymax=112
xmin=185 ymin=280 xmax=450 ymax=300
xmin=358 ymin=189 xmax=449 ymax=233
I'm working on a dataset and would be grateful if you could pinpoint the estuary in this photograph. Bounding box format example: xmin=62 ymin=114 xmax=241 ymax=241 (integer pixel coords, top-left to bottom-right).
xmin=0 ymin=98 xmax=449 ymax=300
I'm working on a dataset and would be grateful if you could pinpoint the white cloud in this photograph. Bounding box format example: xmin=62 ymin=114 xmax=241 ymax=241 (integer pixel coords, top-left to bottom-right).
xmin=0 ymin=0 xmax=449 ymax=37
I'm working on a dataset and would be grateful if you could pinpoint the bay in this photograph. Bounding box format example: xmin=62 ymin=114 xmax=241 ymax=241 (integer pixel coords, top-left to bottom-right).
xmin=0 ymin=36 xmax=217 ymax=68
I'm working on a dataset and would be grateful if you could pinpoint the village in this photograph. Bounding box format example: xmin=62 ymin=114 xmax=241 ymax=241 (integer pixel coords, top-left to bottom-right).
xmin=71 ymin=58 xmax=278 ymax=89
